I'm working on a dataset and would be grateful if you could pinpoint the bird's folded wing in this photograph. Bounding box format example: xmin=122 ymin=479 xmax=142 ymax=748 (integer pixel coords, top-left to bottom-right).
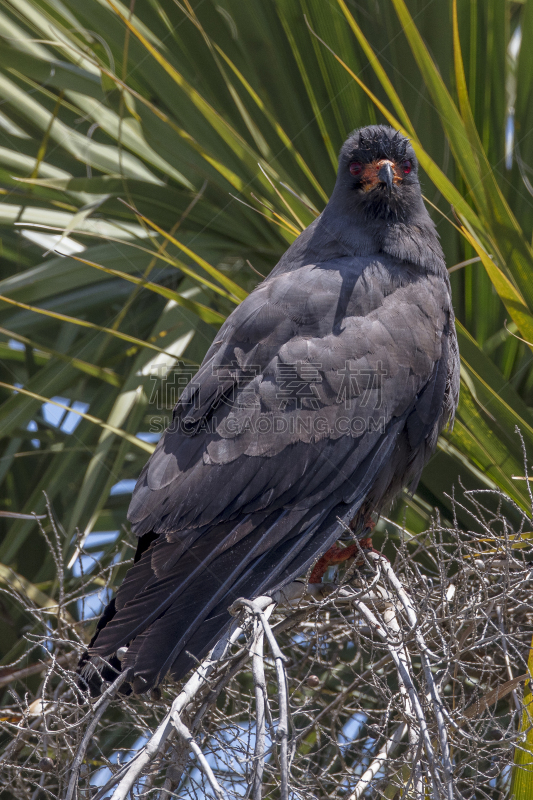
xmin=128 ymin=258 xmax=452 ymax=537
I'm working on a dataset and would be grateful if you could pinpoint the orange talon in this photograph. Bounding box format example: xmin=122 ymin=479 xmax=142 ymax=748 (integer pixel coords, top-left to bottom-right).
xmin=309 ymin=537 xmax=376 ymax=584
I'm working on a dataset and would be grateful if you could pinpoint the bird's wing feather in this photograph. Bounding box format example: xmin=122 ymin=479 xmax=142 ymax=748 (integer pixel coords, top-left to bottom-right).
xmin=128 ymin=257 xmax=452 ymax=537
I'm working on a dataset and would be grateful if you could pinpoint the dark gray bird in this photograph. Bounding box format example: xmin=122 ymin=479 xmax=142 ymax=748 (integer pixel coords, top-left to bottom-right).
xmin=81 ymin=125 xmax=459 ymax=694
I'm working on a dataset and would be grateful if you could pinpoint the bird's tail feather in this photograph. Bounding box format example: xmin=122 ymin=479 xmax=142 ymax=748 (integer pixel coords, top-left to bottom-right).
xmin=166 ymin=504 xmax=343 ymax=685
xmin=121 ymin=508 xmax=295 ymax=690
xmin=86 ymin=500 xmax=351 ymax=692
xmin=82 ymin=419 xmax=405 ymax=692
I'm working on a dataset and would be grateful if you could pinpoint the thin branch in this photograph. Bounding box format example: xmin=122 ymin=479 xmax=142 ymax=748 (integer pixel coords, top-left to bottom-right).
xmin=65 ymin=671 xmax=130 ymax=800
xmin=352 ymin=591 xmax=442 ymax=799
xmin=250 ymin=619 xmax=267 ymax=800
xmin=376 ymin=554 xmax=455 ymax=800
xmin=346 ymin=722 xmax=408 ymax=800
xmin=172 ymin=715 xmax=224 ymax=800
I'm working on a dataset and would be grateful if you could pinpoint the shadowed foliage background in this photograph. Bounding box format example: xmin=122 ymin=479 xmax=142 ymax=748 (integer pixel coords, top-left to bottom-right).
xmin=0 ymin=0 xmax=533 ymax=781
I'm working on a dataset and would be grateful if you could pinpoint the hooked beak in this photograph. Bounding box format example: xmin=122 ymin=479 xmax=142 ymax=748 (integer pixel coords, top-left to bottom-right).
xmin=377 ymin=162 xmax=394 ymax=196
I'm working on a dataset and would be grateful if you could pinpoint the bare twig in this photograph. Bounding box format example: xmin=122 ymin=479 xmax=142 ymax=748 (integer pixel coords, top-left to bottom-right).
xmin=377 ymin=553 xmax=455 ymax=800
xmin=3 ymin=488 xmax=533 ymax=800
xmin=352 ymin=591 xmax=442 ymax=798
xmin=65 ymin=671 xmax=129 ymax=800
xmin=346 ymin=721 xmax=408 ymax=800
xmin=231 ymin=598 xmax=289 ymax=800
xmin=250 ymin=619 xmax=267 ymax=800
xmin=172 ymin=715 xmax=224 ymax=800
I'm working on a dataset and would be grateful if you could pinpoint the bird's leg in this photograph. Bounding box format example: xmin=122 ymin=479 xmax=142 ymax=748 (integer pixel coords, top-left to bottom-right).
xmin=308 ymin=518 xmax=376 ymax=584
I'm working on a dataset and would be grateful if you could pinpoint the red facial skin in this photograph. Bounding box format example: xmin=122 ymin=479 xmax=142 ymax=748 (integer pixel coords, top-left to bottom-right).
xmin=349 ymin=158 xmax=411 ymax=191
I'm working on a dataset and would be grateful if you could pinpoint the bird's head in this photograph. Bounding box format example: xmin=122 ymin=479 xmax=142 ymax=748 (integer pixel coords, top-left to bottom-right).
xmin=335 ymin=125 xmax=420 ymax=222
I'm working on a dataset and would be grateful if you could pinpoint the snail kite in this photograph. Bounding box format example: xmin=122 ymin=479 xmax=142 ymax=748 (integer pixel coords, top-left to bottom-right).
xmin=80 ymin=125 xmax=460 ymax=694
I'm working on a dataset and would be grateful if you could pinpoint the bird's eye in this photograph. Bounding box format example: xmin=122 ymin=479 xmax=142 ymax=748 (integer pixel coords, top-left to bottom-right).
xmin=349 ymin=162 xmax=363 ymax=177
xmin=401 ymin=159 xmax=412 ymax=174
